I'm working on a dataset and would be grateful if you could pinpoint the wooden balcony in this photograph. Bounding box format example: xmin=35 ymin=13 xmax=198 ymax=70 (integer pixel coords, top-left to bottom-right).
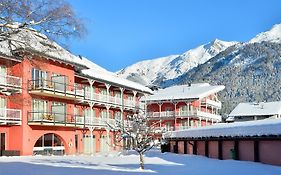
xmin=0 ymin=74 xmax=22 ymax=94
xmin=0 ymin=108 xmax=22 ymax=125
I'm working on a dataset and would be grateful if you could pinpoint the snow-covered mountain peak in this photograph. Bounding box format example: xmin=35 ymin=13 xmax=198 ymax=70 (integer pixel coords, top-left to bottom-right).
xmin=250 ymin=23 xmax=281 ymax=43
xmin=117 ymin=39 xmax=237 ymax=86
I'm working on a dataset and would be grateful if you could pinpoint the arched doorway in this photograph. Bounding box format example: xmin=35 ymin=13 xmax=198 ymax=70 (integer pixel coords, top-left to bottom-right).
xmin=33 ymin=133 xmax=65 ymax=155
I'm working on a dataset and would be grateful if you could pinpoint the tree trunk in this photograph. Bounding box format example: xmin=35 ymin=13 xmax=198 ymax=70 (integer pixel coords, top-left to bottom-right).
xmin=139 ymin=152 xmax=144 ymax=170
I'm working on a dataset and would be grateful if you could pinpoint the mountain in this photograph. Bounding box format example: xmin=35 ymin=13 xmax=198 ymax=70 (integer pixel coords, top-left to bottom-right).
xmin=177 ymin=41 xmax=281 ymax=114
xmin=250 ymin=23 xmax=281 ymax=43
xmin=118 ymin=23 xmax=281 ymax=115
xmin=117 ymin=39 xmax=237 ymax=86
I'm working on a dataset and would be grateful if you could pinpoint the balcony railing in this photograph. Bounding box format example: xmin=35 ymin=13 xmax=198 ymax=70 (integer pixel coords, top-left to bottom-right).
xmin=147 ymin=110 xmax=221 ymax=121
xmin=0 ymin=74 xmax=22 ymax=91
xmin=196 ymin=110 xmax=221 ymax=121
xmin=28 ymin=79 xmax=143 ymax=109
xmin=0 ymin=108 xmax=22 ymax=125
xmin=84 ymin=91 xmax=142 ymax=109
xmin=28 ymin=111 xmax=84 ymax=126
xmin=28 ymin=111 xmax=131 ymax=129
xmin=28 ymin=79 xmax=84 ymax=99
xmin=202 ymin=99 xmax=222 ymax=109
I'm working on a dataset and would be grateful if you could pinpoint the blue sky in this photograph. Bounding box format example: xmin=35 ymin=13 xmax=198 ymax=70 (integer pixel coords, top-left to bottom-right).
xmin=66 ymin=0 xmax=281 ymax=72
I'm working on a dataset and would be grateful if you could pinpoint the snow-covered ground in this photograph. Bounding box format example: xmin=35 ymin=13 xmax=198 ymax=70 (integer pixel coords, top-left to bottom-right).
xmin=0 ymin=150 xmax=280 ymax=175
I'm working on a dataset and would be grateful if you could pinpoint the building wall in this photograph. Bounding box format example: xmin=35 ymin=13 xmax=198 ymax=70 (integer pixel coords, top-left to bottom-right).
xmin=0 ymin=55 xmax=146 ymax=156
xmin=187 ymin=141 xmax=193 ymax=154
xmin=197 ymin=141 xmax=205 ymax=156
xmin=178 ymin=141 xmax=185 ymax=154
xmin=239 ymin=141 xmax=254 ymax=161
xmin=260 ymin=141 xmax=281 ymax=166
xmin=222 ymin=141 xmax=234 ymax=159
xmin=169 ymin=138 xmax=281 ymax=167
xmin=208 ymin=141 xmax=218 ymax=159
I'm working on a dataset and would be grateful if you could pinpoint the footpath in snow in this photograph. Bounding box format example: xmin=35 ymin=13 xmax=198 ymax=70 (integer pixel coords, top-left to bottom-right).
xmin=0 ymin=150 xmax=280 ymax=175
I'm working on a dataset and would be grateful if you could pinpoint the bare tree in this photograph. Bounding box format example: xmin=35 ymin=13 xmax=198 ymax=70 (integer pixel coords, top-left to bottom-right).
xmin=113 ymin=112 xmax=160 ymax=170
xmin=0 ymin=0 xmax=86 ymax=42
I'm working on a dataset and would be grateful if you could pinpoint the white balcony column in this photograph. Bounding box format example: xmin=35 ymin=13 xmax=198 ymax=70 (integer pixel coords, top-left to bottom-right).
xmin=133 ymin=91 xmax=137 ymax=107
xmin=106 ymin=105 xmax=110 ymax=125
xmin=173 ymin=102 xmax=177 ymax=130
xmin=206 ymin=118 xmax=209 ymax=126
xmin=199 ymin=99 xmax=201 ymax=113
xmin=87 ymin=101 xmax=95 ymax=156
xmin=106 ymin=128 xmax=110 ymax=153
xmin=119 ymin=87 xmax=124 ymax=121
xmin=187 ymin=117 xmax=190 ymax=129
xmin=89 ymin=127 xmax=94 ymax=156
xmin=89 ymin=102 xmax=94 ymax=125
xmin=158 ymin=103 xmax=163 ymax=127
xmin=199 ymin=117 xmax=202 ymax=127
xmin=173 ymin=102 xmax=177 ymax=117
xmin=143 ymin=94 xmax=148 ymax=115
xmin=185 ymin=102 xmax=190 ymax=115
xmin=88 ymin=79 xmax=95 ymax=101
xmin=211 ymin=119 xmax=214 ymax=125
xmin=105 ymin=84 xmax=111 ymax=103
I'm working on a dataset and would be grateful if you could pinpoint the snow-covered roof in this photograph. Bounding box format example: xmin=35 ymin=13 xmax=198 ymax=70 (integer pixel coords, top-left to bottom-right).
xmin=0 ymin=29 xmax=152 ymax=94
xmin=143 ymin=83 xmax=225 ymax=102
xmin=228 ymin=101 xmax=281 ymax=117
xmin=0 ymin=29 xmax=87 ymax=68
xmin=165 ymin=118 xmax=281 ymax=139
xmin=81 ymin=68 xmax=153 ymax=94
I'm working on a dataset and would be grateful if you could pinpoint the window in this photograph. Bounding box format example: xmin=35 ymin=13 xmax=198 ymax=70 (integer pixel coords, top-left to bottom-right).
xmin=127 ymin=95 xmax=133 ymax=101
xmin=85 ymin=85 xmax=95 ymax=99
xmin=32 ymin=99 xmax=48 ymax=120
xmin=0 ymin=65 xmax=7 ymax=85
xmin=32 ymin=68 xmax=48 ymax=88
xmin=99 ymin=88 xmax=107 ymax=95
xmin=84 ymin=108 xmax=95 ymax=124
xmin=33 ymin=133 xmax=64 ymax=155
xmin=114 ymin=91 xmax=121 ymax=98
xmin=101 ymin=110 xmax=107 ymax=119
xmin=0 ymin=97 xmax=6 ymax=109
xmin=52 ymin=73 xmax=68 ymax=91
xmin=166 ymin=122 xmax=171 ymax=131
xmin=114 ymin=111 xmax=121 ymax=121
xmin=51 ymin=102 xmax=66 ymax=122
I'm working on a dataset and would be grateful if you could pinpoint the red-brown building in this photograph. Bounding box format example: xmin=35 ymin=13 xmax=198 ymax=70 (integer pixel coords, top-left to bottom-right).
xmin=0 ymin=30 xmax=152 ymax=156
xmin=144 ymin=83 xmax=225 ymax=136
xmin=165 ymin=119 xmax=281 ymax=166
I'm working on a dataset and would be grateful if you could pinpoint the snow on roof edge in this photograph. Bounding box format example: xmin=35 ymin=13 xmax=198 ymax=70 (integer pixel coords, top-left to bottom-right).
xmin=81 ymin=69 xmax=153 ymax=94
xmin=165 ymin=118 xmax=281 ymax=139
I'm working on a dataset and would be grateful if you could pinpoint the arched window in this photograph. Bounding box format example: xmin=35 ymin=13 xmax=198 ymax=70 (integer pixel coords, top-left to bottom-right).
xmin=33 ymin=133 xmax=64 ymax=155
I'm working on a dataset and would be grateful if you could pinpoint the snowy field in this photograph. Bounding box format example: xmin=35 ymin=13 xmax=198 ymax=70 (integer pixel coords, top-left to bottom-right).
xmin=0 ymin=150 xmax=281 ymax=175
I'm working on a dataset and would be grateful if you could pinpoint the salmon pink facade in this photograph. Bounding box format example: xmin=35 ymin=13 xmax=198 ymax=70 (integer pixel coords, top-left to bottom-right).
xmin=0 ymin=46 xmax=151 ymax=156
xmin=144 ymin=83 xmax=225 ymax=137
